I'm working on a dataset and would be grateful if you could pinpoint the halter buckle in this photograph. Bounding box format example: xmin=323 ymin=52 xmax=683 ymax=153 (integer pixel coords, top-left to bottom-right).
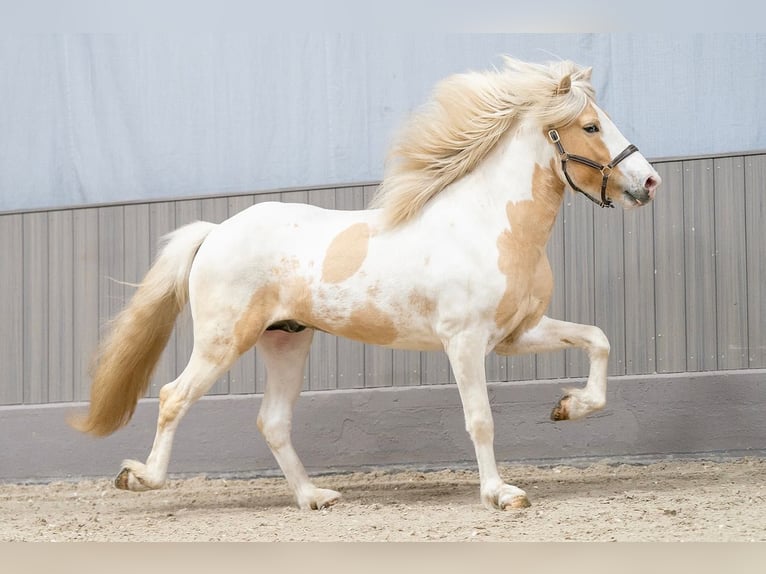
xmin=547 ymin=129 xmax=560 ymax=144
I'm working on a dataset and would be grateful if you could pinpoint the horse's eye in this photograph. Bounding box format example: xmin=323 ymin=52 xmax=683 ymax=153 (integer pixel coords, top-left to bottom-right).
xmin=584 ymin=124 xmax=600 ymax=134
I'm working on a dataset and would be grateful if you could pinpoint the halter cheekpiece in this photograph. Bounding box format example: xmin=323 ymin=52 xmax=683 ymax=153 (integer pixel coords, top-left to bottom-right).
xmin=547 ymin=129 xmax=638 ymax=208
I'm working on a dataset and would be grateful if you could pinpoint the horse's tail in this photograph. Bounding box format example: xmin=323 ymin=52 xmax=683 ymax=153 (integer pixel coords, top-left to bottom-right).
xmin=70 ymin=220 xmax=218 ymax=437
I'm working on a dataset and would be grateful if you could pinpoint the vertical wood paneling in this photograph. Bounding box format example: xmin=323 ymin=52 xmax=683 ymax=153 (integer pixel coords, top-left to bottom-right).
xmin=683 ymin=159 xmax=718 ymax=371
xmin=393 ymin=351 xmax=422 ymax=387
xmin=336 ymin=340 xmax=365 ymax=389
xmin=200 ymin=197 xmax=231 ymax=225
xmin=123 ymin=204 xmax=151 ymax=284
xmin=97 ymin=205 xmax=125 ymax=335
xmin=0 ymin=214 xmax=23 ymax=405
xmin=367 ymin=335 xmax=396 ymax=387
xmin=227 ymin=195 xmax=257 ymax=395
xmin=713 ymin=157 xmax=749 ymax=369
xmin=308 ymin=330 xmax=337 ymax=390
xmin=73 ymin=208 xmax=100 ymax=402
xmin=365 ymin=344 xmax=396 ymax=387
xmin=7 ymin=159 xmax=765 ymax=405
xmin=745 ymin=157 xmax=766 ymax=368
xmin=420 ymin=350 xmax=451 ymax=385
xmin=485 ymin=352 xmax=508 ymax=383
xmin=652 ymin=162 xmax=687 ymax=373
xmin=508 ymin=353 xmax=536 ymax=381
xmin=148 ymin=202 xmax=177 ymax=397
xmin=280 ymin=190 xmax=310 ymax=204
xmin=228 ymin=195 xmax=255 ymax=221
xmin=23 ymin=212 xmax=49 ymax=403
xmin=562 ymin=198 xmax=595 ymax=377
xmin=593 ymin=209 xmax=626 ymax=376
xmin=47 ymin=211 xmax=74 ymax=402
xmin=623 ymin=201 xmax=656 ymax=374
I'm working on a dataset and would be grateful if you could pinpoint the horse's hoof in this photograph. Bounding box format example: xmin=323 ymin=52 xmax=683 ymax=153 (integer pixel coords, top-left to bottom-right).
xmin=114 ymin=466 xmax=152 ymax=491
xmin=502 ymin=495 xmax=531 ymax=510
xmin=303 ymin=488 xmax=342 ymax=510
xmin=550 ymin=395 xmax=571 ymax=421
xmin=114 ymin=468 xmax=131 ymax=490
xmin=314 ymin=498 xmax=339 ymax=510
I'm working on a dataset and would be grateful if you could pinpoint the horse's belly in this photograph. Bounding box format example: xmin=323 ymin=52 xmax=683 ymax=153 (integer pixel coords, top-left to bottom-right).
xmin=294 ymin=288 xmax=444 ymax=351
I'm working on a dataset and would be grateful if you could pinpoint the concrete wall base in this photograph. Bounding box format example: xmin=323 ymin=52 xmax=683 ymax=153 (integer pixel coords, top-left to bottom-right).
xmin=2 ymin=370 xmax=765 ymax=483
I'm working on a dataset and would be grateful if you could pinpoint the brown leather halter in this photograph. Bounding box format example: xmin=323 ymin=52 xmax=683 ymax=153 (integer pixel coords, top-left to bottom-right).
xmin=547 ymin=129 xmax=639 ymax=208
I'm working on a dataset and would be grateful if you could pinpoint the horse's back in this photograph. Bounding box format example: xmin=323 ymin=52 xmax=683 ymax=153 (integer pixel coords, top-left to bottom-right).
xmin=193 ymin=201 xmax=379 ymax=269
xmin=189 ymin=200 xmax=380 ymax=294
xmin=227 ymin=200 xmax=378 ymax=231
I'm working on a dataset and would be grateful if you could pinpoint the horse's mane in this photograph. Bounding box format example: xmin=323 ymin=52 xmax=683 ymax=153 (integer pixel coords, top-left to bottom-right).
xmin=370 ymin=57 xmax=596 ymax=228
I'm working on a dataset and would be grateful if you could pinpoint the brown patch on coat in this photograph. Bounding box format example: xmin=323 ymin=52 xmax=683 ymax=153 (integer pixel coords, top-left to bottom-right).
xmin=494 ymin=163 xmax=564 ymax=331
xmin=321 ymin=223 xmax=371 ymax=283
xmin=408 ymin=290 xmax=436 ymax=317
xmin=234 ymin=273 xmax=398 ymax=349
xmin=232 ymin=253 xmax=319 ymax=355
xmin=330 ymin=301 xmax=398 ymax=345
xmin=158 ymin=384 xmax=185 ymax=431
xmin=233 ymin=283 xmax=282 ymax=355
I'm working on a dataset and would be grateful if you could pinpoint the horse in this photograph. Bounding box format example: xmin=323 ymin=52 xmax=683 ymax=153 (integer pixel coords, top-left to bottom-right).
xmin=71 ymin=57 xmax=661 ymax=511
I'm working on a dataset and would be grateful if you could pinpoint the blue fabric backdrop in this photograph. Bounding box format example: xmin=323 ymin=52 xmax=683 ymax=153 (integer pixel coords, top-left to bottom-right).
xmin=1 ymin=33 xmax=764 ymax=211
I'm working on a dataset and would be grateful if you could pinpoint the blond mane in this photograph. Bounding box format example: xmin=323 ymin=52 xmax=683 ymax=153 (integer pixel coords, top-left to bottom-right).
xmin=370 ymin=57 xmax=596 ymax=228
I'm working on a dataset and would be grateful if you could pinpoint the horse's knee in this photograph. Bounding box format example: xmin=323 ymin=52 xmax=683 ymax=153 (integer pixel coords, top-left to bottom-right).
xmin=587 ymin=326 xmax=610 ymax=359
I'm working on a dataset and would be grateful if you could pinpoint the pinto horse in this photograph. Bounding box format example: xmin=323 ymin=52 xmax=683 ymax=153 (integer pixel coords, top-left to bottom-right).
xmin=71 ymin=57 xmax=661 ymax=510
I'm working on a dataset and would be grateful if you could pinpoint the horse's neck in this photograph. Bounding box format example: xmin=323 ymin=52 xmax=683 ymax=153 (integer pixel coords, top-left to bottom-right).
xmin=447 ymin=126 xmax=565 ymax=247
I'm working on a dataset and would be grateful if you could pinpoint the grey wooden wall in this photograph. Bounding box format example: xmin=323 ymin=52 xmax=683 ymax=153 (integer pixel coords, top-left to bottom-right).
xmin=1 ymin=153 xmax=764 ymax=406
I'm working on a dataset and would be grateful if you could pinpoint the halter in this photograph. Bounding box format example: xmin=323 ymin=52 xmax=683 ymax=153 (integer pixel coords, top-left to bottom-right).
xmin=547 ymin=129 xmax=639 ymax=208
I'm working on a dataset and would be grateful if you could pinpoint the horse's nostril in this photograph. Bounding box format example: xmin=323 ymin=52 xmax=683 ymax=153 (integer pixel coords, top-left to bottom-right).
xmin=644 ymin=175 xmax=660 ymax=197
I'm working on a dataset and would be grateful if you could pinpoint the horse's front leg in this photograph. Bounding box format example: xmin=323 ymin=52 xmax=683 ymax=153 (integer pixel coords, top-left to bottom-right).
xmin=495 ymin=315 xmax=610 ymax=421
xmin=445 ymin=332 xmax=530 ymax=510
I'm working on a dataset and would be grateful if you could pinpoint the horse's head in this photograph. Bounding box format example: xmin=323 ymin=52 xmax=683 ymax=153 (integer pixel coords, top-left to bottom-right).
xmin=545 ymin=71 xmax=661 ymax=209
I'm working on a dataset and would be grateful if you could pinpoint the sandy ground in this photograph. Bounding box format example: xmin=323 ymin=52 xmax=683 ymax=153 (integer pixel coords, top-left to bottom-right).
xmin=1 ymin=457 xmax=765 ymax=542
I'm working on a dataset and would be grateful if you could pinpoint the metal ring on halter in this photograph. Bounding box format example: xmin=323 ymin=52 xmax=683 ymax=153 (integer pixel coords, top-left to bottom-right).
xmin=547 ymin=129 xmax=639 ymax=208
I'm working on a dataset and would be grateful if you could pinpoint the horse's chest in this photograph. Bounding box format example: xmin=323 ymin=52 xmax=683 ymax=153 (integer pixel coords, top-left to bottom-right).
xmin=492 ymin=253 xmax=553 ymax=336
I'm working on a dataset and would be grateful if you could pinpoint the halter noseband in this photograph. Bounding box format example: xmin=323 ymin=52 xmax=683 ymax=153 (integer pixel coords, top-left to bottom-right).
xmin=547 ymin=129 xmax=639 ymax=208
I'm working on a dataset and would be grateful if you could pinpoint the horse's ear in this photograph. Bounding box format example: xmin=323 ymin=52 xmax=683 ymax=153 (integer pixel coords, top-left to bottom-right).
xmin=555 ymin=74 xmax=571 ymax=96
xmin=575 ymin=67 xmax=593 ymax=82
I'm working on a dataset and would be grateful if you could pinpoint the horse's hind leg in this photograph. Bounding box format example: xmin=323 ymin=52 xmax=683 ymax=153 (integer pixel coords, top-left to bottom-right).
xmin=115 ymin=343 xmax=236 ymax=492
xmin=494 ymin=315 xmax=610 ymax=421
xmin=256 ymin=329 xmax=341 ymax=510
